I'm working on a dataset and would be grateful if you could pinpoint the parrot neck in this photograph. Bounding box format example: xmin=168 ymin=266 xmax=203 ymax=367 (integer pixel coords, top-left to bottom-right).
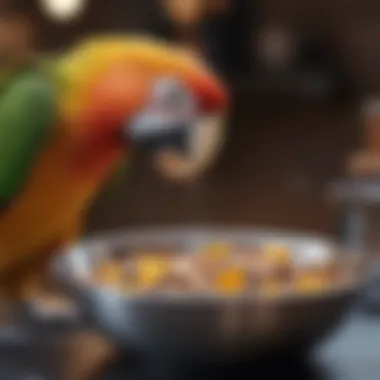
xmin=67 ymin=128 xmax=126 ymax=185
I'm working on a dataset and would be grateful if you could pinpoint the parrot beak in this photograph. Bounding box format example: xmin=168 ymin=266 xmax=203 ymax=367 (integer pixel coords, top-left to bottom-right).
xmin=152 ymin=114 xmax=225 ymax=182
xmin=126 ymin=77 xmax=226 ymax=182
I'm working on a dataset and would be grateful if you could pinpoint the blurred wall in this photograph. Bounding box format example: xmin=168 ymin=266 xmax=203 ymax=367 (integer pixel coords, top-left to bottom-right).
xmin=254 ymin=0 xmax=380 ymax=91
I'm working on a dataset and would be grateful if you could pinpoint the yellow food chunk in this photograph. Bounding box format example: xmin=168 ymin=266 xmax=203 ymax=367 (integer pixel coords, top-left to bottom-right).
xmin=215 ymin=268 xmax=246 ymax=294
xmin=137 ymin=257 xmax=170 ymax=289
xmin=295 ymin=275 xmax=327 ymax=293
xmin=262 ymin=244 xmax=291 ymax=265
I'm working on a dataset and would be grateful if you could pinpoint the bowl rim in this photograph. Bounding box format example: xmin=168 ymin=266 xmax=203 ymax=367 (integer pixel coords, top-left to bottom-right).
xmin=79 ymin=225 xmax=338 ymax=245
xmin=56 ymin=225 xmax=365 ymax=305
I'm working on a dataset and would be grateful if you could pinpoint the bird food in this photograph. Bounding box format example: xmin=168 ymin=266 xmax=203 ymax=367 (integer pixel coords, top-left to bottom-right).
xmin=88 ymin=241 xmax=360 ymax=297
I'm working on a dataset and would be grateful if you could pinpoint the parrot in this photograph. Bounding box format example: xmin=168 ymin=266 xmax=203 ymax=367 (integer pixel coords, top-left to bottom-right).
xmin=0 ymin=35 xmax=228 ymax=301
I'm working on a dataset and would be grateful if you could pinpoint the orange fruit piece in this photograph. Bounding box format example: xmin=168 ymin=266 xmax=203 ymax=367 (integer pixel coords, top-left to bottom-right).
xmin=136 ymin=256 xmax=171 ymax=289
xmin=215 ymin=267 xmax=246 ymax=294
xmin=262 ymin=244 xmax=292 ymax=266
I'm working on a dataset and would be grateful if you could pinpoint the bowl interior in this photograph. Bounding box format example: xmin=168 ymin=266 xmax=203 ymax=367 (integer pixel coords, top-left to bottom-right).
xmin=53 ymin=226 xmax=363 ymax=302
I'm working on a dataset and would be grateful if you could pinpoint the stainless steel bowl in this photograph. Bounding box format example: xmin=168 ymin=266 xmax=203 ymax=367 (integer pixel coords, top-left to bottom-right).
xmin=54 ymin=227 xmax=362 ymax=359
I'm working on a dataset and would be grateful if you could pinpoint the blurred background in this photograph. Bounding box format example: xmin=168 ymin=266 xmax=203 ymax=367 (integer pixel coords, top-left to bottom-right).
xmin=4 ymin=0 xmax=380 ymax=246
xmin=9 ymin=0 xmax=380 ymax=236
xmin=5 ymin=0 xmax=380 ymax=241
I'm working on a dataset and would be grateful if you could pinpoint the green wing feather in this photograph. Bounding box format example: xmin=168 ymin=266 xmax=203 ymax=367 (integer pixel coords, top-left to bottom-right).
xmin=0 ymin=68 xmax=56 ymax=209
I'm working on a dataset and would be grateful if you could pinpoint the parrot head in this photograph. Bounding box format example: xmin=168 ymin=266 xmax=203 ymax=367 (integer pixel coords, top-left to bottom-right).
xmin=58 ymin=36 xmax=229 ymax=182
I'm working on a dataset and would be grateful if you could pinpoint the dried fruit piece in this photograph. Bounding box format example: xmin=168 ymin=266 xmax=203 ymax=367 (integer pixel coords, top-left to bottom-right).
xmin=172 ymin=258 xmax=208 ymax=291
xmin=85 ymin=238 xmax=355 ymax=297
xmin=262 ymin=243 xmax=292 ymax=266
xmin=214 ymin=267 xmax=247 ymax=294
xmin=136 ymin=256 xmax=171 ymax=290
